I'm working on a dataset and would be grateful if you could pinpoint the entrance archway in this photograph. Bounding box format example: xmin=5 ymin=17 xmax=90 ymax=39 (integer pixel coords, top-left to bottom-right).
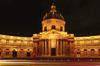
xmin=27 ymin=52 xmax=30 ymax=57
xmin=51 ymin=48 xmax=56 ymax=56
xmin=12 ymin=49 xmax=17 ymax=57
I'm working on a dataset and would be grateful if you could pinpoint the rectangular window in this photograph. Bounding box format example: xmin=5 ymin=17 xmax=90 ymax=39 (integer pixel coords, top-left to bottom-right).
xmin=91 ymin=51 xmax=94 ymax=55
xmin=14 ymin=40 xmax=16 ymax=46
xmin=91 ymin=40 xmax=94 ymax=46
xmin=84 ymin=41 xmax=87 ymax=46
xmin=6 ymin=40 xmax=9 ymax=46
xmin=27 ymin=41 xmax=30 ymax=46
xmin=84 ymin=52 xmax=87 ymax=55
xmin=21 ymin=41 xmax=23 ymax=46
xmin=6 ymin=52 xmax=9 ymax=55
xmin=77 ymin=41 xmax=80 ymax=46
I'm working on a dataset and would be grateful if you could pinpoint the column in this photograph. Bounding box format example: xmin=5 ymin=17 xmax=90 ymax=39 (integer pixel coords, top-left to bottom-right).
xmin=56 ymin=39 xmax=59 ymax=56
xmin=60 ymin=40 xmax=62 ymax=56
xmin=39 ymin=41 xmax=41 ymax=55
xmin=63 ymin=40 xmax=65 ymax=56
xmin=42 ymin=40 xmax=44 ymax=56
xmin=45 ymin=40 xmax=47 ymax=55
xmin=49 ymin=39 xmax=51 ymax=56
xmin=41 ymin=41 xmax=42 ymax=55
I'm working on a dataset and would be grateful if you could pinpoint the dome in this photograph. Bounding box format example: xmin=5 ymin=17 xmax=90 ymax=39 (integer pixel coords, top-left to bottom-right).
xmin=43 ymin=3 xmax=64 ymax=20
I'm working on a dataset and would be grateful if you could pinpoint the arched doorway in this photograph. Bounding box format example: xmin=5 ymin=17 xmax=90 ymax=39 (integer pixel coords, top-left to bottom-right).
xmin=27 ymin=52 xmax=30 ymax=57
xmin=27 ymin=49 xmax=30 ymax=57
xmin=51 ymin=48 xmax=56 ymax=56
xmin=12 ymin=49 xmax=17 ymax=57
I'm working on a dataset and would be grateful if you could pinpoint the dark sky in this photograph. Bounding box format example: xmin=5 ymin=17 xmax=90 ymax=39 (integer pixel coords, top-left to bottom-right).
xmin=0 ymin=0 xmax=100 ymax=37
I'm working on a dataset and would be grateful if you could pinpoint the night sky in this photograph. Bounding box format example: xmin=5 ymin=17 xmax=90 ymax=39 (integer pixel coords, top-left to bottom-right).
xmin=1 ymin=0 xmax=100 ymax=37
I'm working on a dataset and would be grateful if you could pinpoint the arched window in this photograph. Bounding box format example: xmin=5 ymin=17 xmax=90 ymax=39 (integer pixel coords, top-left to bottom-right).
xmin=84 ymin=49 xmax=87 ymax=55
xmin=60 ymin=26 xmax=63 ymax=31
xmin=91 ymin=49 xmax=94 ymax=51
xmin=44 ymin=26 xmax=47 ymax=31
xmin=51 ymin=25 xmax=56 ymax=29
xmin=91 ymin=49 xmax=94 ymax=55
xmin=84 ymin=49 xmax=87 ymax=51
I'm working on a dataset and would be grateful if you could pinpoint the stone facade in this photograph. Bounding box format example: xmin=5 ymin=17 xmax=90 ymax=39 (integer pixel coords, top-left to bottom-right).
xmin=0 ymin=3 xmax=99 ymax=59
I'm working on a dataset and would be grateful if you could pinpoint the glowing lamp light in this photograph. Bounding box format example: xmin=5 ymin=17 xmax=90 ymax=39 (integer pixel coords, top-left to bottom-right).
xmin=88 ymin=37 xmax=90 ymax=39
xmin=18 ymin=37 xmax=20 ymax=39
xmin=15 ymin=50 xmax=17 ymax=51
xmin=81 ymin=38 xmax=82 ymax=39
xmin=11 ymin=36 xmax=13 ymax=39
xmin=95 ymin=37 xmax=97 ymax=38
xmin=3 ymin=35 xmax=5 ymax=38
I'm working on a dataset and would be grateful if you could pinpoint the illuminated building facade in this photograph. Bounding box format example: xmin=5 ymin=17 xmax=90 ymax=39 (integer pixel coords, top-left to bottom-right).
xmin=0 ymin=3 xmax=99 ymax=59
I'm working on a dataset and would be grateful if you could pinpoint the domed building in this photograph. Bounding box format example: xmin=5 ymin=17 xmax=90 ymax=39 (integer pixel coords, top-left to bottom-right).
xmin=0 ymin=3 xmax=100 ymax=59
xmin=33 ymin=3 xmax=75 ymax=58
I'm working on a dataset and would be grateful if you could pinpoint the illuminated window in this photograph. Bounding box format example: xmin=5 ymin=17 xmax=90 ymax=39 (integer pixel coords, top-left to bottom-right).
xmin=84 ymin=41 xmax=87 ymax=46
xmin=21 ymin=41 xmax=23 ymax=46
xmin=77 ymin=52 xmax=80 ymax=57
xmin=52 ymin=25 xmax=56 ymax=29
xmin=6 ymin=40 xmax=9 ymax=46
xmin=77 ymin=41 xmax=80 ymax=46
xmin=0 ymin=39 xmax=1 ymax=45
xmin=84 ymin=49 xmax=87 ymax=55
xmin=14 ymin=40 xmax=16 ymax=46
xmin=44 ymin=26 xmax=47 ymax=31
xmin=91 ymin=40 xmax=94 ymax=46
xmin=60 ymin=26 xmax=63 ymax=31
xmin=27 ymin=41 xmax=30 ymax=46
xmin=91 ymin=49 xmax=94 ymax=55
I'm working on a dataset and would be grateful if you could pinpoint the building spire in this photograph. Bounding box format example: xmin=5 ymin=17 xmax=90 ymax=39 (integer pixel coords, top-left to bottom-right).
xmin=50 ymin=3 xmax=57 ymax=13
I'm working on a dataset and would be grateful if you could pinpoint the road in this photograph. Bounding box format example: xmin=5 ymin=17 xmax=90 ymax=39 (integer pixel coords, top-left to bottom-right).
xmin=0 ymin=60 xmax=100 ymax=66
